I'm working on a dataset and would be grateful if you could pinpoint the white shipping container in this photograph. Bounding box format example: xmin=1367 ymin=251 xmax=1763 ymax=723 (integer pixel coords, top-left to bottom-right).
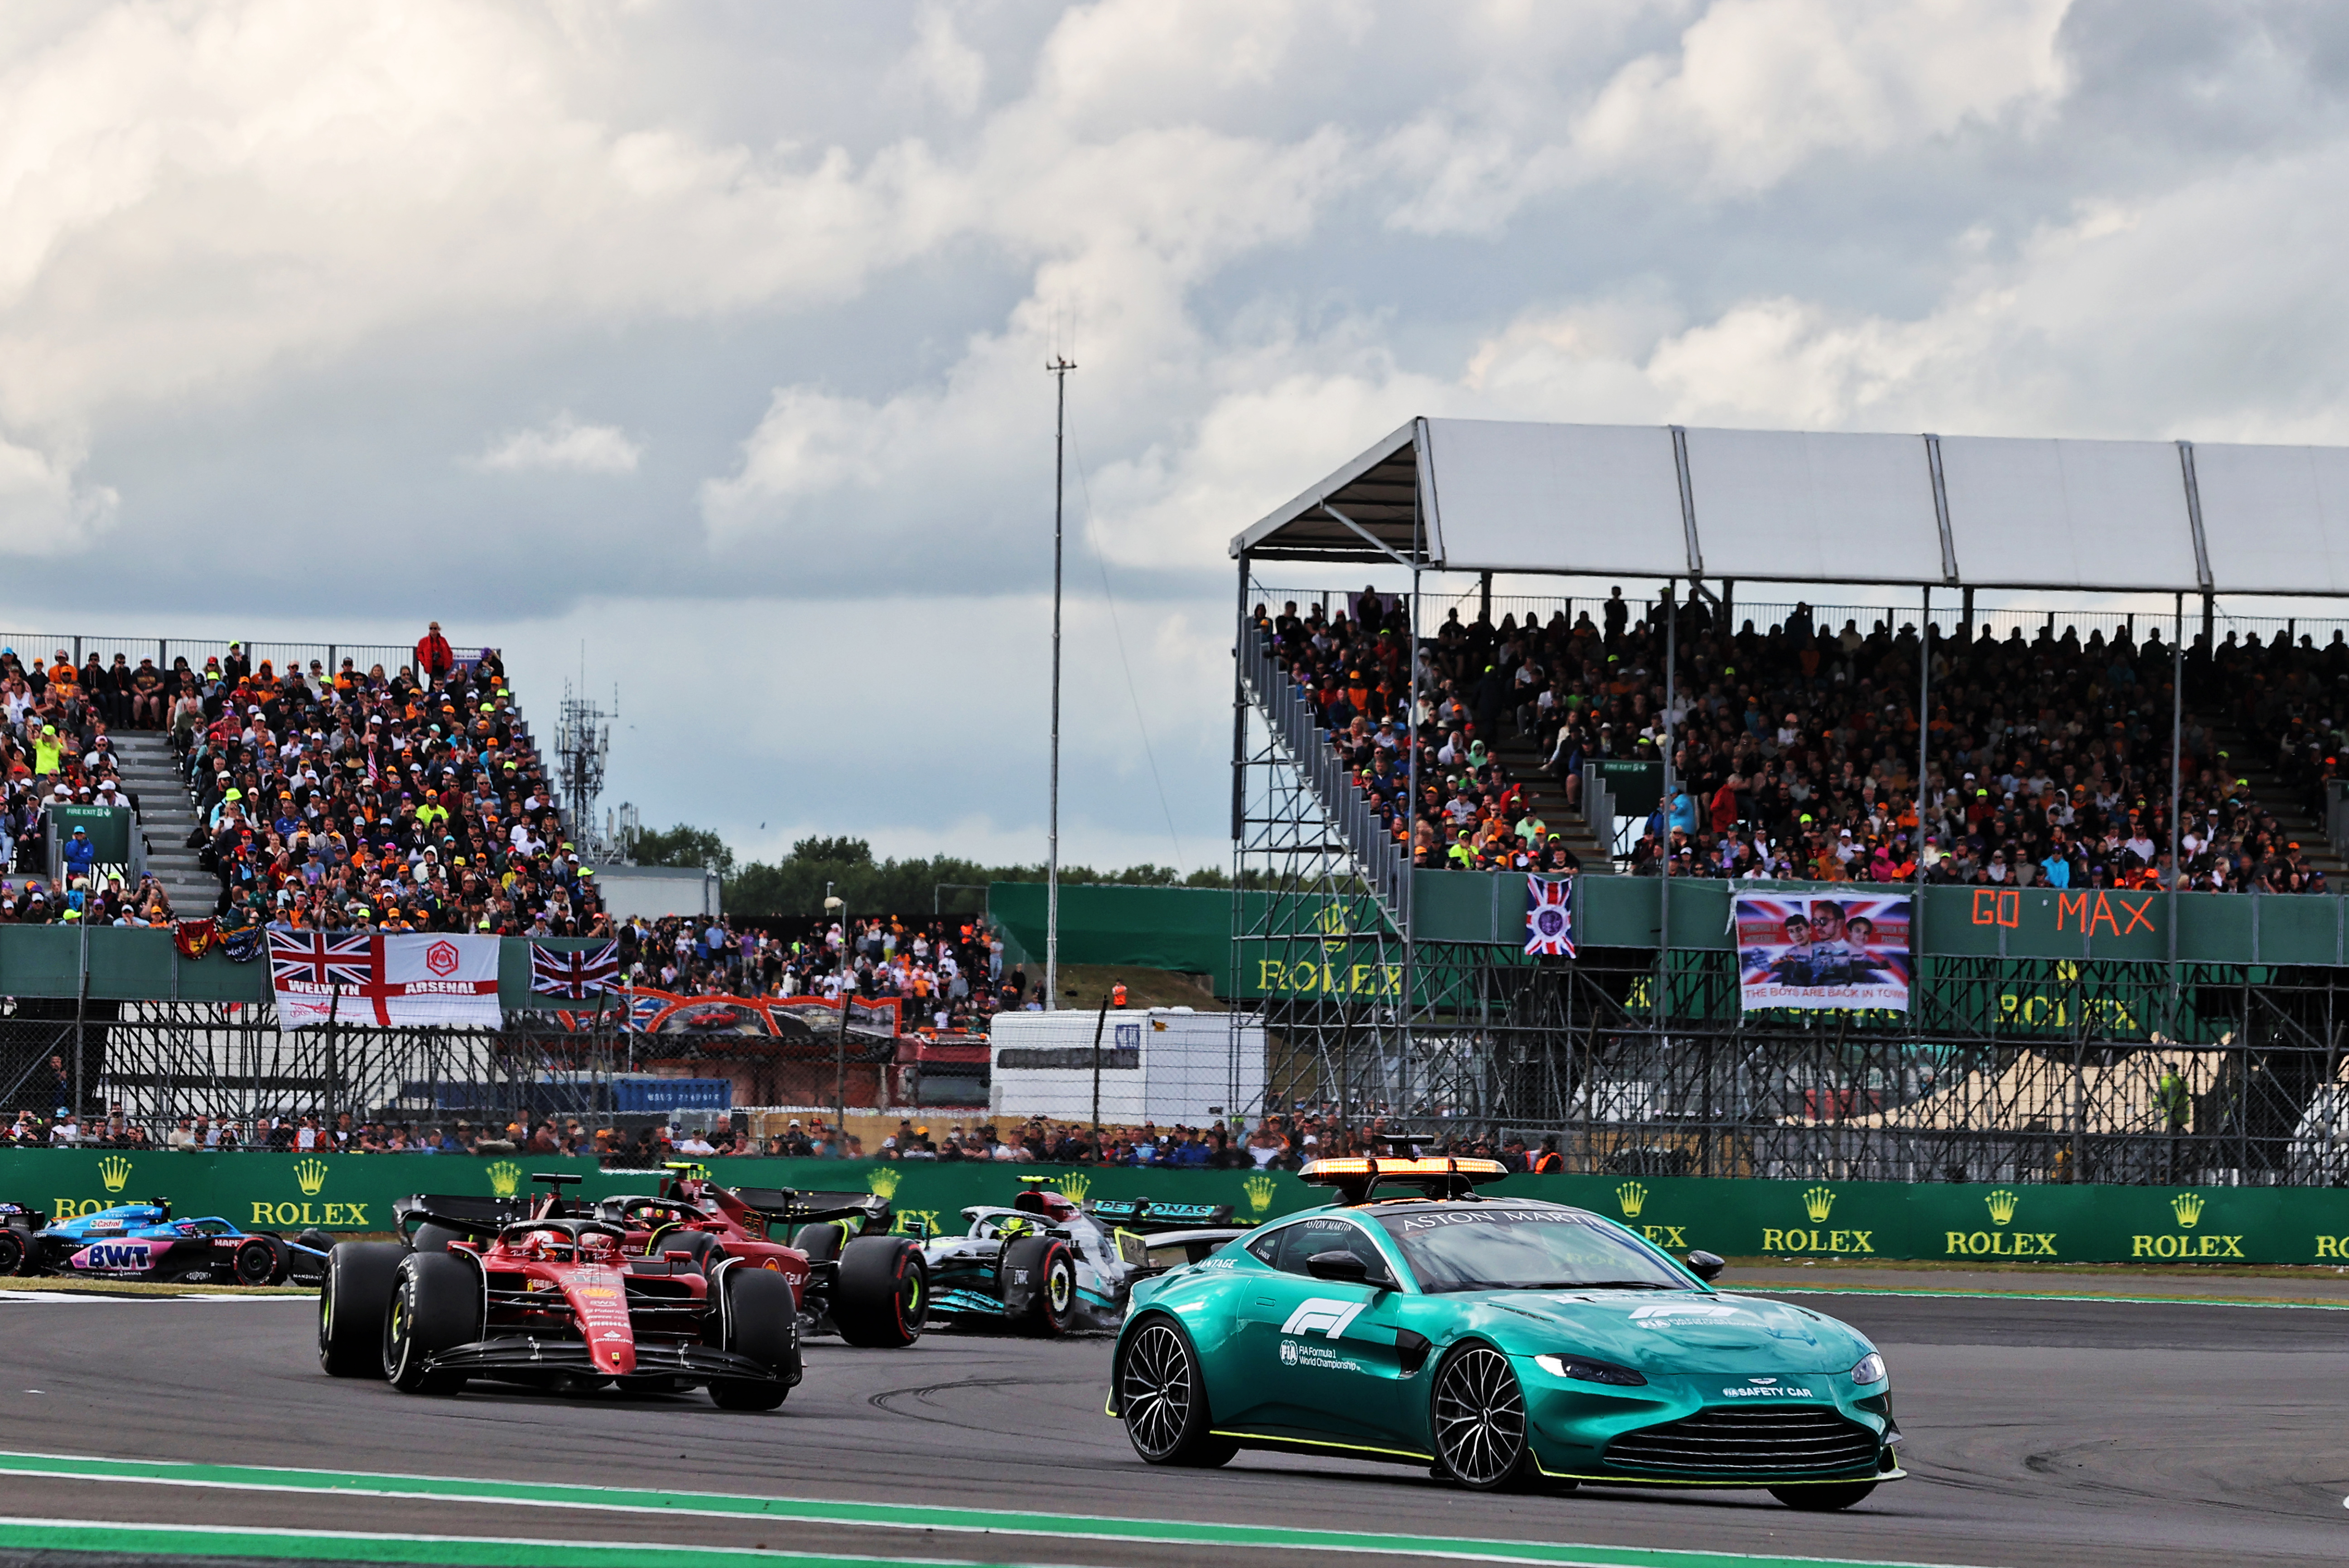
xmin=989 ymin=1009 xmax=1265 ymax=1125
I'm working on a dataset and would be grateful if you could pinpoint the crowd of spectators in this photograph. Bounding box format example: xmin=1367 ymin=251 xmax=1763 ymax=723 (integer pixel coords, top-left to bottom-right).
xmin=0 ymin=646 xmax=180 ymax=924
xmin=173 ymin=626 xmax=613 ymax=933
xmin=1260 ymin=586 xmax=2349 ymax=894
xmin=615 ymin=912 xmax=1019 ymax=1033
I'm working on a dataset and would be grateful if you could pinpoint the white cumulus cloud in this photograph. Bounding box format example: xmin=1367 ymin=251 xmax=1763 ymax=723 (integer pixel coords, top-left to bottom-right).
xmin=473 ymin=413 xmax=643 ymax=475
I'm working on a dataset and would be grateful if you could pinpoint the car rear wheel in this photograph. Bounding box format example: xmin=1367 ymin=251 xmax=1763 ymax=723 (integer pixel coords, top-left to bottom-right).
xmin=1431 ymin=1343 xmax=1533 ymax=1491
xmin=833 ymin=1236 xmax=926 ymax=1347
xmin=0 ymin=1225 xmax=29 ymax=1277
xmin=318 ymin=1242 xmax=404 ymax=1377
xmin=1771 ymin=1481 xmax=1877 ymax=1511
xmin=1119 ymin=1317 xmax=1237 ymax=1467
xmin=711 ymin=1266 xmax=797 ymax=1410
xmin=648 ymin=1227 xmax=724 ymax=1272
xmin=232 ymin=1234 xmax=289 ymax=1286
xmin=791 ymin=1221 xmax=847 ymax=1265
xmin=1004 ymin=1236 xmax=1077 ymax=1336
xmin=383 ymin=1252 xmax=479 ymax=1394
xmin=407 ymin=1223 xmax=464 ymax=1255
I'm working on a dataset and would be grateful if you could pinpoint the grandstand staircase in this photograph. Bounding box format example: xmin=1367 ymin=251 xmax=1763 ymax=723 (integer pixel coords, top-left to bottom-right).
xmin=2208 ymin=725 xmax=2349 ymax=883
xmin=111 ymin=732 xmax=216 ymax=915
xmin=1493 ymin=738 xmax=1615 ymax=874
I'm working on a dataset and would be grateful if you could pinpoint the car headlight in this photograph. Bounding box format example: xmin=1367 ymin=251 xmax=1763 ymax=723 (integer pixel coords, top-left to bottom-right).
xmin=1850 ymin=1352 xmax=1886 ymax=1385
xmin=1533 ymin=1353 xmax=1647 ymax=1387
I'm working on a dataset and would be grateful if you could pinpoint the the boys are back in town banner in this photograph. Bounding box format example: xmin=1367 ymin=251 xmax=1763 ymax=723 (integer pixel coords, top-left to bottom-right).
xmin=1735 ymin=893 xmax=1912 ymax=1013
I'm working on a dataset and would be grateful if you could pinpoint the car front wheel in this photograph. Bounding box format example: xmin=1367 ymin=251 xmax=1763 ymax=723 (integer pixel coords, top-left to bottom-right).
xmin=1119 ymin=1317 xmax=1236 ymax=1467
xmin=1430 ymin=1343 xmax=1532 ymax=1490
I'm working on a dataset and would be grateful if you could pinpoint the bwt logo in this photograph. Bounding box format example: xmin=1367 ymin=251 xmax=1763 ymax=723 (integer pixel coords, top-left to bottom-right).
xmin=1279 ymin=1298 xmax=1366 ymax=1339
xmin=78 ymin=1242 xmax=152 ymax=1270
xmin=424 ymin=940 xmax=460 ymax=976
xmin=293 ymin=1158 xmax=330 ymax=1197
xmin=96 ymin=1155 xmax=133 ymax=1193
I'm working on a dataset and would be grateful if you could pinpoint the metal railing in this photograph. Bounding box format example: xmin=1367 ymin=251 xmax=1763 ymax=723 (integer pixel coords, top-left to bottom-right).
xmin=1238 ymin=630 xmax=1408 ymax=919
xmin=0 ymin=633 xmax=491 ymax=680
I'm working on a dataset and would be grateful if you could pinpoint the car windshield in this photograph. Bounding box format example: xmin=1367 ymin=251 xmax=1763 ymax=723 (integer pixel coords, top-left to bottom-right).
xmin=1375 ymin=1205 xmax=1694 ymax=1293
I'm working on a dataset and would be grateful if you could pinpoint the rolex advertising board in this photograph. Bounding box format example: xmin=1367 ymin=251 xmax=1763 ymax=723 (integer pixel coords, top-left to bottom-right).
xmin=0 ymin=1150 xmax=2336 ymax=1265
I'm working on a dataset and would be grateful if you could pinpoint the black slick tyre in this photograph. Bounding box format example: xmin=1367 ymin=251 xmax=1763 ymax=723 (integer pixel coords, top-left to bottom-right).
xmin=0 ymin=1225 xmax=30 ymax=1278
xmin=711 ymin=1266 xmax=797 ymax=1410
xmin=1119 ymin=1315 xmax=1236 ymax=1467
xmin=318 ymin=1241 xmax=404 ymax=1377
xmin=791 ymin=1221 xmax=846 ymax=1265
xmin=833 ymin=1236 xmax=926 ymax=1347
xmin=232 ymin=1233 xmax=289 ymax=1286
xmin=1003 ymin=1236 xmax=1077 ymax=1336
xmin=647 ymin=1227 xmax=724 ymax=1272
xmin=383 ymin=1251 xmax=479 ymax=1394
xmin=1430 ymin=1342 xmax=1534 ymax=1491
xmin=1771 ymin=1481 xmax=1876 ymax=1511
xmin=406 ymin=1223 xmax=465 ymax=1255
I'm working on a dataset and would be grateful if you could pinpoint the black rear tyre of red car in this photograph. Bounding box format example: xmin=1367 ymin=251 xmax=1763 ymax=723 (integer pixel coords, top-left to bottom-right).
xmin=383 ymin=1251 xmax=479 ymax=1394
xmin=711 ymin=1265 xmax=797 ymax=1410
xmin=318 ymin=1241 xmax=404 ymax=1377
xmin=833 ymin=1236 xmax=926 ymax=1347
xmin=791 ymin=1221 xmax=846 ymax=1265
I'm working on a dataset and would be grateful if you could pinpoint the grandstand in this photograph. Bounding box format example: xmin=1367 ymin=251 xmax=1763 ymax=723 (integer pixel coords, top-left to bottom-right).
xmin=1226 ymin=419 xmax=2349 ymax=1183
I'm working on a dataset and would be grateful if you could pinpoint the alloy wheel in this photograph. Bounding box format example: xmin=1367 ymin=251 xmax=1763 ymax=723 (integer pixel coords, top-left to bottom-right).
xmin=1433 ymin=1345 xmax=1528 ymax=1487
xmin=1122 ymin=1321 xmax=1194 ymax=1460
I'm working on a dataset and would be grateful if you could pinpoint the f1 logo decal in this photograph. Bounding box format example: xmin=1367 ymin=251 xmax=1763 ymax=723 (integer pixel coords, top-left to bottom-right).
xmin=1279 ymin=1298 xmax=1366 ymax=1338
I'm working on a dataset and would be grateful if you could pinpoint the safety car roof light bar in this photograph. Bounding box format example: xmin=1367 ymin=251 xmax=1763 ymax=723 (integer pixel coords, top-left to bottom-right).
xmin=1299 ymin=1155 xmax=1510 ymax=1204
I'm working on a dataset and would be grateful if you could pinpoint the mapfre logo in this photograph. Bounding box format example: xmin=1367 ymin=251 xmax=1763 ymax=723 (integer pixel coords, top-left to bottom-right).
xmin=1279 ymin=1298 xmax=1365 ymax=1338
xmin=424 ymin=940 xmax=460 ymax=977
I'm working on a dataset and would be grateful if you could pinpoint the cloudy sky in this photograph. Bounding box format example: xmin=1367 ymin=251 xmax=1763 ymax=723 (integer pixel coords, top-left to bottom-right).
xmin=5 ymin=0 xmax=2345 ymax=873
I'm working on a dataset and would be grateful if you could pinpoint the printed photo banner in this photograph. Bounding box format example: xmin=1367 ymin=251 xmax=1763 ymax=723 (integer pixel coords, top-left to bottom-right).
xmin=268 ymin=931 xmax=502 ymax=1028
xmin=1734 ymin=893 xmax=1912 ymax=1013
xmin=1524 ymin=873 xmax=1574 ymax=956
xmin=622 ymin=989 xmax=901 ymax=1061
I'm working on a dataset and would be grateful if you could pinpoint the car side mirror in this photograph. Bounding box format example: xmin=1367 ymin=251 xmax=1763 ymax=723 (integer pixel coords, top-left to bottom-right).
xmin=1306 ymin=1250 xmax=1392 ymax=1289
xmin=1685 ymin=1250 xmax=1725 ymax=1283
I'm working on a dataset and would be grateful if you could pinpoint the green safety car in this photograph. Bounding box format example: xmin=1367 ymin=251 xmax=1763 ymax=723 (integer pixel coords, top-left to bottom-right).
xmin=1106 ymin=1154 xmax=1903 ymax=1509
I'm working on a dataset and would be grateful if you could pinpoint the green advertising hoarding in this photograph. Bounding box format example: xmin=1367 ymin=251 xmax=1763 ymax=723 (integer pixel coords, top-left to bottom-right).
xmin=7 ymin=1151 xmax=2346 ymax=1267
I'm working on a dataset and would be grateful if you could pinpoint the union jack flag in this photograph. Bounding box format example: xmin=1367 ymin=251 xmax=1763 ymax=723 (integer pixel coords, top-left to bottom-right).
xmin=269 ymin=931 xmax=374 ymax=990
xmin=626 ymin=987 xmax=666 ymax=1033
xmin=530 ymin=940 xmax=619 ymax=999
xmin=1525 ymin=874 xmax=1575 ymax=957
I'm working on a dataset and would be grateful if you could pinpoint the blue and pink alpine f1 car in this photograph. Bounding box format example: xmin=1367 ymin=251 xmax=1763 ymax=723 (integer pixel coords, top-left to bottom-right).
xmin=0 ymin=1199 xmax=328 ymax=1286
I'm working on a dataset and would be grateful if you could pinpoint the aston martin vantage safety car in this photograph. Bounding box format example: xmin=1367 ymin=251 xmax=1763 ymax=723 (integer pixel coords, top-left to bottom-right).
xmin=1108 ymin=1156 xmax=1903 ymax=1509
xmin=0 ymin=1199 xmax=328 ymax=1286
xmin=320 ymin=1197 xmax=800 ymax=1407
xmin=920 ymin=1178 xmax=1248 ymax=1335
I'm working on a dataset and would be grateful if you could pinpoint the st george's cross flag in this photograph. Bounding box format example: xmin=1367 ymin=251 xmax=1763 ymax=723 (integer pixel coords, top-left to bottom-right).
xmin=530 ymin=940 xmax=621 ymax=999
xmin=1525 ymin=874 xmax=1575 ymax=956
xmin=269 ymin=932 xmax=501 ymax=1028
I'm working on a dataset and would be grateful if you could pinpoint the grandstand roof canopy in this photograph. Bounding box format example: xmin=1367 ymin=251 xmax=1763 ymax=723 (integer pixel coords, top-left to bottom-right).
xmin=1231 ymin=417 xmax=2349 ymax=596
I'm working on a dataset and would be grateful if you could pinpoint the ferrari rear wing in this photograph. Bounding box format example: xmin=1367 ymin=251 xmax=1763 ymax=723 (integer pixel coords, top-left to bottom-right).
xmin=1085 ymin=1197 xmax=1237 ymax=1230
xmin=729 ymin=1187 xmax=891 ymax=1228
xmin=392 ymin=1193 xmax=527 ymax=1239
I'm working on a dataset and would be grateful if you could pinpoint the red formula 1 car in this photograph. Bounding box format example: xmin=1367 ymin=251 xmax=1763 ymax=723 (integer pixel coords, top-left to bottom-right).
xmin=318 ymin=1175 xmax=801 ymax=1408
xmin=591 ymin=1165 xmax=927 ymax=1348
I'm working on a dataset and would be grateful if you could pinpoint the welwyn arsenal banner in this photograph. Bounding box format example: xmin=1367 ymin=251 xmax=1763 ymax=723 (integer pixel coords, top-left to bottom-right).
xmin=1734 ymin=893 xmax=1912 ymax=1013
xmin=269 ymin=932 xmax=502 ymax=1028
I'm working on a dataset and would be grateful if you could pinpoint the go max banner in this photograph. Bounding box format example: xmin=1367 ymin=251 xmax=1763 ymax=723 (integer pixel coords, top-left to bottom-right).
xmin=1734 ymin=892 xmax=1912 ymax=1013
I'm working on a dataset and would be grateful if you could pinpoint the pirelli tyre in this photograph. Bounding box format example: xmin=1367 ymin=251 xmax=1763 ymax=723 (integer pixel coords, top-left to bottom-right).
xmin=383 ymin=1250 xmax=481 ymax=1395
xmin=646 ymin=1228 xmax=725 ymax=1273
xmin=318 ymin=1241 xmax=405 ymax=1378
xmin=0 ymin=1224 xmax=32 ymax=1278
xmin=832 ymin=1235 xmax=926 ymax=1348
xmin=232 ymin=1233 xmax=290 ymax=1286
xmin=710 ymin=1265 xmax=799 ymax=1410
xmin=406 ymin=1223 xmax=465 ymax=1255
xmin=1002 ymin=1235 xmax=1077 ymax=1336
xmin=790 ymin=1220 xmax=850 ymax=1266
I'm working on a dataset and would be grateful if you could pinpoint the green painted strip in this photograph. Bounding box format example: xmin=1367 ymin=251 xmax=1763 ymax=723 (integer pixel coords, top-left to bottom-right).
xmin=1731 ymin=1284 xmax=2349 ymax=1311
xmin=0 ymin=1452 xmax=1968 ymax=1568
xmin=0 ymin=1517 xmax=1014 ymax=1568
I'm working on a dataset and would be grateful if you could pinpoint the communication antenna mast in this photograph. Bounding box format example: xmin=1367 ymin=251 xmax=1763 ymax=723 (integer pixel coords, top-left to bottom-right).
xmin=555 ymin=682 xmax=618 ymax=860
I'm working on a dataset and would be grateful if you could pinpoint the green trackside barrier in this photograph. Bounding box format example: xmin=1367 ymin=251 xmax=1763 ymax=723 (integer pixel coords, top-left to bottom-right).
xmin=8 ymin=1151 xmax=2349 ymax=1265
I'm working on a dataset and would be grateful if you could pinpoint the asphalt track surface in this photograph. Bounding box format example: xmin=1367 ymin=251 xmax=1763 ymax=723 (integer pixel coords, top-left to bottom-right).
xmin=0 ymin=1288 xmax=2339 ymax=1568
